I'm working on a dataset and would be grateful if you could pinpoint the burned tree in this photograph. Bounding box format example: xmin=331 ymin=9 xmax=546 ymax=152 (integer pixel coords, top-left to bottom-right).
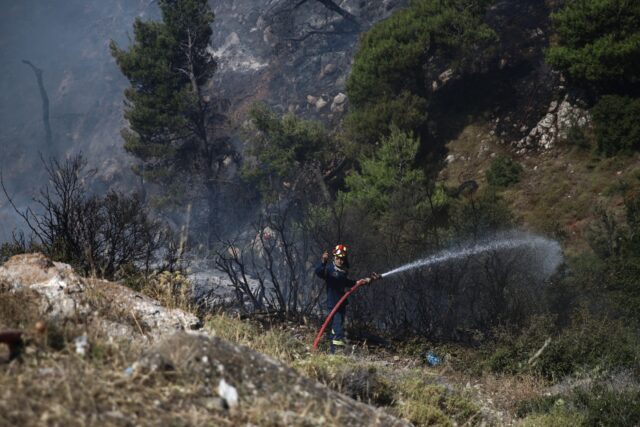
xmin=1 ymin=155 xmax=169 ymax=279
xmin=22 ymin=60 xmax=54 ymax=154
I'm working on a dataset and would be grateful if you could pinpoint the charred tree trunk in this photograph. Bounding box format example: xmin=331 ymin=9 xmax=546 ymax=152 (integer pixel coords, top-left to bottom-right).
xmin=22 ymin=60 xmax=54 ymax=154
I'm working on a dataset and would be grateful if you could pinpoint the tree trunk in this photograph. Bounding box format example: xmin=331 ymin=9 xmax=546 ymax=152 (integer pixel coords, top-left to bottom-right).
xmin=22 ymin=60 xmax=53 ymax=153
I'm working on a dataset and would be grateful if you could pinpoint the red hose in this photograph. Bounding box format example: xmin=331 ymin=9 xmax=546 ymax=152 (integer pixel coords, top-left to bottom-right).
xmin=312 ymin=280 xmax=367 ymax=351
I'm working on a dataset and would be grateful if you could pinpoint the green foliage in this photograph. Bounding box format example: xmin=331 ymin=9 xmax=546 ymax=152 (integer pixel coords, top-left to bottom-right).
xmin=487 ymin=308 xmax=640 ymax=380
xmin=110 ymin=0 xmax=219 ymax=189
xmin=394 ymin=373 xmax=479 ymax=426
xmin=449 ymin=187 xmax=513 ymax=238
xmin=574 ymin=385 xmax=640 ymax=426
xmin=585 ymin=193 xmax=640 ymax=322
xmin=343 ymin=91 xmax=427 ymax=155
xmin=346 ymin=0 xmax=497 ymax=147
xmin=344 ymin=127 xmax=428 ymax=214
xmin=242 ymin=103 xmax=337 ymax=201
xmin=340 ymin=127 xmax=447 ymax=249
xmin=591 ymin=95 xmax=640 ymax=155
xmin=562 ymin=121 xmax=592 ymax=149
xmin=486 ymin=155 xmax=523 ymax=187
xmin=518 ymin=384 xmax=640 ymax=426
xmin=546 ymin=0 xmax=640 ymax=86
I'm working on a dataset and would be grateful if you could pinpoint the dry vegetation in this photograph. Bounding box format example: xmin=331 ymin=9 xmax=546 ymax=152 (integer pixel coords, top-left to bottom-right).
xmin=2 ymin=264 xmax=632 ymax=427
xmin=440 ymin=122 xmax=640 ymax=253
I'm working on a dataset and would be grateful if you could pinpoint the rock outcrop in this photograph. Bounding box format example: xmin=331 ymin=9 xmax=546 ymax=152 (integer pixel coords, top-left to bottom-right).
xmin=0 ymin=253 xmax=200 ymax=341
xmin=0 ymin=253 xmax=411 ymax=426
xmin=514 ymin=95 xmax=591 ymax=152
xmin=135 ymin=332 xmax=410 ymax=426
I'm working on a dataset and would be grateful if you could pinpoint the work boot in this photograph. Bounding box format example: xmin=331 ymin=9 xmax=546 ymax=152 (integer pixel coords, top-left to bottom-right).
xmin=331 ymin=339 xmax=346 ymax=355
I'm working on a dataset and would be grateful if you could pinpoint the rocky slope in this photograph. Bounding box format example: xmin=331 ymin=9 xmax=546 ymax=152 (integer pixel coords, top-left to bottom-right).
xmin=0 ymin=0 xmax=407 ymax=240
xmin=0 ymin=253 xmax=409 ymax=426
xmin=1 ymin=1 xmax=594 ymax=236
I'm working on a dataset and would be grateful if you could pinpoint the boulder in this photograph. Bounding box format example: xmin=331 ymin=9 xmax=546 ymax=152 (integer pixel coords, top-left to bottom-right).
xmin=134 ymin=332 xmax=410 ymax=426
xmin=0 ymin=253 xmax=200 ymax=341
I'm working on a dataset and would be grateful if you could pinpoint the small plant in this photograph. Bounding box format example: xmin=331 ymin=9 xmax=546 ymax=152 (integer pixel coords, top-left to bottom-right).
xmin=486 ymin=155 xmax=523 ymax=187
xmin=592 ymin=95 xmax=640 ymax=156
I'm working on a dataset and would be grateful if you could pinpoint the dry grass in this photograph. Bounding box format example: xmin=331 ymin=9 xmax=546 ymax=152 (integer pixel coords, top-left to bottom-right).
xmin=0 ymin=339 xmax=353 ymax=427
xmin=205 ymin=313 xmax=310 ymax=363
xmin=440 ymin=123 xmax=640 ymax=253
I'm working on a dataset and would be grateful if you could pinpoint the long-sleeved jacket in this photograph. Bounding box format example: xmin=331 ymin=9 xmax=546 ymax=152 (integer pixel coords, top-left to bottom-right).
xmin=315 ymin=261 xmax=356 ymax=309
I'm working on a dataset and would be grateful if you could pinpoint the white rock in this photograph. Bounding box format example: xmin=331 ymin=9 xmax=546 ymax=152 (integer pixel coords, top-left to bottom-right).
xmin=218 ymin=378 xmax=239 ymax=408
xmin=333 ymin=93 xmax=347 ymax=105
xmin=438 ymin=69 xmax=454 ymax=83
xmin=315 ymin=98 xmax=328 ymax=111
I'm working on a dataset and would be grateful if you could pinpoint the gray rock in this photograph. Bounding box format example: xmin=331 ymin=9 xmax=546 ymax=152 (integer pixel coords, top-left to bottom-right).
xmin=333 ymin=92 xmax=347 ymax=105
xmin=0 ymin=253 xmax=200 ymax=341
xmin=137 ymin=332 xmax=410 ymax=426
xmin=315 ymin=97 xmax=328 ymax=111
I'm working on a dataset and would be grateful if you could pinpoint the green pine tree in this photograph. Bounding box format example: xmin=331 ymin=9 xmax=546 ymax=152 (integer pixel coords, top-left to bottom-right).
xmin=243 ymin=103 xmax=341 ymax=205
xmin=546 ymin=0 xmax=640 ymax=87
xmin=110 ymin=0 xmax=232 ymax=239
xmin=345 ymin=0 xmax=497 ymax=149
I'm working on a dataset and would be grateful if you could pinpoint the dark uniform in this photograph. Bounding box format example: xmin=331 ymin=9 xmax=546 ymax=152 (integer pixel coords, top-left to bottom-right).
xmin=315 ymin=261 xmax=355 ymax=350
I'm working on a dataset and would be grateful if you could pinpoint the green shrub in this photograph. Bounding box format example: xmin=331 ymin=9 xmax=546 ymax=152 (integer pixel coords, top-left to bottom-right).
xmin=546 ymin=0 xmax=640 ymax=86
xmin=485 ymin=155 xmax=523 ymax=187
xmin=592 ymin=95 xmax=640 ymax=155
xmin=486 ymin=315 xmax=556 ymax=375
xmin=518 ymin=384 xmax=640 ymax=426
xmin=346 ymin=0 xmax=497 ymax=147
xmin=574 ymin=385 xmax=640 ymax=426
xmin=487 ymin=308 xmax=640 ymax=380
xmin=394 ymin=373 xmax=479 ymax=426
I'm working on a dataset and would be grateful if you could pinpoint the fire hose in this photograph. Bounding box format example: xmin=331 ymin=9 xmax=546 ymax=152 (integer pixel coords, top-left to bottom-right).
xmin=312 ymin=278 xmax=371 ymax=351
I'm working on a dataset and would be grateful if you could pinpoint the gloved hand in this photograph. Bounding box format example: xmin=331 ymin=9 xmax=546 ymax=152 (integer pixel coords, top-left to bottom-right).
xmin=321 ymin=251 xmax=329 ymax=264
xmin=356 ymin=273 xmax=380 ymax=286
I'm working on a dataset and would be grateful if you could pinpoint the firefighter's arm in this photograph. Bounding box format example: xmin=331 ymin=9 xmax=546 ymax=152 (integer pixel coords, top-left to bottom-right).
xmin=356 ymin=272 xmax=381 ymax=286
xmin=315 ymin=252 xmax=330 ymax=278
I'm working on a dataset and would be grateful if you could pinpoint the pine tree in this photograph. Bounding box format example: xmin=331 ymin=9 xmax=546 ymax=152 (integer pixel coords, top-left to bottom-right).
xmin=546 ymin=0 xmax=640 ymax=87
xmin=110 ymin=0 xmax=232 ymax=242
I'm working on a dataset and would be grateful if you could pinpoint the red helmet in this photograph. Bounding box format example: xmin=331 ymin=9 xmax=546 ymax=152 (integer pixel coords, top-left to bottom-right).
xmin=332 ymin=244 xmax=348 ymax=258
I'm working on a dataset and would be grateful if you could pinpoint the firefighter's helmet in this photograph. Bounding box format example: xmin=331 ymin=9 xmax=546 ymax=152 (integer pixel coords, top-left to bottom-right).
xmin=333 ymin=244 xmax=348 ymax=258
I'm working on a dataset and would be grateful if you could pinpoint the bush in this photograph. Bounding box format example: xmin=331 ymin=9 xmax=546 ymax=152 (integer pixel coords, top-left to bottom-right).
xmin=487 ymin=308 xmax=640 ymax=380
xmin=346 ymin=0 xmax=497 ymax=147
xmin=574 ymin=385 xmax=640 ymax=426
xmin=486 ymin=155 xmax=523 ymax=187
xmin=1 ymin=155 xmax=172 ymax=280
xmin=518 ymin=384 xmax=640 ymax=426
xmin=546 ymin=0 xmax=640 ymax=86
xmin=591 ymin=95 xmax=640 ymax=155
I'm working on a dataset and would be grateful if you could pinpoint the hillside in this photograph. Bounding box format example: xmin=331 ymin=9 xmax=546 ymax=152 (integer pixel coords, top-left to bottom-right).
xmin=2 ymin=0 xmax=640 ymax=425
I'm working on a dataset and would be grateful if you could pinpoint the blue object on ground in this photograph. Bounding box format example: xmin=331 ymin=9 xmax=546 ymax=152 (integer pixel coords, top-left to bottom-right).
xmin=426 ymin=351 xmax=441 ymax=366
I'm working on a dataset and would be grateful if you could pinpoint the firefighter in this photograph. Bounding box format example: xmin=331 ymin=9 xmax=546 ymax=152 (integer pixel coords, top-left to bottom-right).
xmin=315 ymin=244 xmax=380 ymax=353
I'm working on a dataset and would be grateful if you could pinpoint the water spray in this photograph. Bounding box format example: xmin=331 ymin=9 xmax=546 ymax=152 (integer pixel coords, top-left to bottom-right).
xmin=312 ymin=233 xmax=562 ymax=351
xmin=380 ymin=234 xmax=561 ymax=279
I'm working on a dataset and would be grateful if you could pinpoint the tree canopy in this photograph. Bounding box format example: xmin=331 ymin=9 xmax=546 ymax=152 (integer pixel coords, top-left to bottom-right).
xmin=243 ymin=103 xmax=340 ymax=204
xmin=546 ymin=0 xmax=640 ymax=87
xmin=345 ymin=0 xmax=496 ymax=149
xmin=110 ymin=0 xmax=230 ymax=198
xmin=111 ymin=0 xmax=234 ymax=242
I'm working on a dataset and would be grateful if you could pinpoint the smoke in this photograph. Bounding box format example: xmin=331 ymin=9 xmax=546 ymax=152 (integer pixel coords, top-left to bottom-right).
xmin=0 ymin=0 xmax=159 ymax=241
